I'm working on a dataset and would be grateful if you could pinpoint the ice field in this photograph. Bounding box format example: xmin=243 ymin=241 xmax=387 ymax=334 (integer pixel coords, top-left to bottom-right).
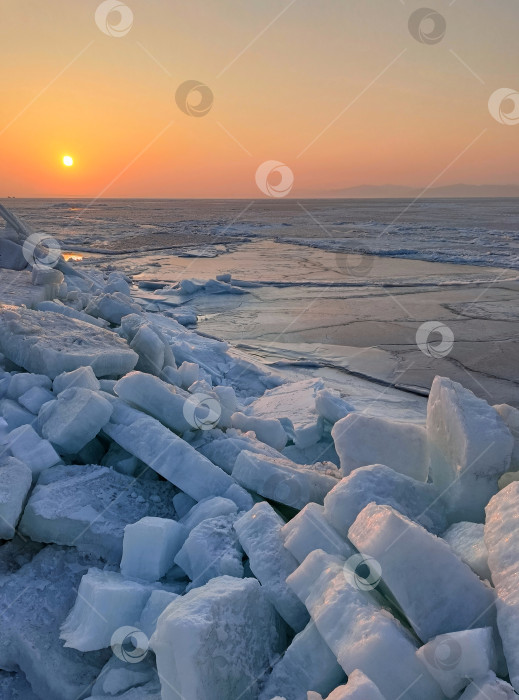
xmin=1 ymin=202 xmax=519 ymax=699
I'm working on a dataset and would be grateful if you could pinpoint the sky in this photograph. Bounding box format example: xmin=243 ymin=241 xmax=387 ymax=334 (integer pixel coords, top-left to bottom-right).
xmin=1 ymin=0 xmax=519 ymax=198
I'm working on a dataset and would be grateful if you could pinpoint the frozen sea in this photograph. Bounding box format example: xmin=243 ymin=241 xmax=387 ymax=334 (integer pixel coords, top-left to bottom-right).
xmin=5 ymin=197 xmax=519 ymax=406
xmin=8 ymin=197 xmax=519 ymax=269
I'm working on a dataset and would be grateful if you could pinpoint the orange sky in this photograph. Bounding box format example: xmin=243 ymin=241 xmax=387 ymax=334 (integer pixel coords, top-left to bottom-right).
xmin=1 ymin=0 xmax=518 ymax=198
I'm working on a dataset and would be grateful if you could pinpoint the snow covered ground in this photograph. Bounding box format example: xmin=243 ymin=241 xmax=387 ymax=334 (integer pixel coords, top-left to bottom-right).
xmin=1 ymin=203 xmax=519 ymax=699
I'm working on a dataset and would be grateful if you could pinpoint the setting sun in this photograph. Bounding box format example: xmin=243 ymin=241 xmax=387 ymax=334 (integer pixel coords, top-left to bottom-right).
xmin=62 ymin=155 xmax=73 ymax=167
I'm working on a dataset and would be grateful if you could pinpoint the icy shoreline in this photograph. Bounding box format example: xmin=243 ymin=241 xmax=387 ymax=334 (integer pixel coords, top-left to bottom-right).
xmin=1 ymin=209 xmax=519 ymax=699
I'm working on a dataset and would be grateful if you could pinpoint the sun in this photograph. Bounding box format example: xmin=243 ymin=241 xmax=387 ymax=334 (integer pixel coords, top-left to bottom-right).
xmin=63 ymin=155 xmax=74 ymax=167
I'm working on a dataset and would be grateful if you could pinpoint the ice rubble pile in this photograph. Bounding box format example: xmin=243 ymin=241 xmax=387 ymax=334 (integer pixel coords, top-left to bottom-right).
xmin=1 ymin=237 xmax=519 ymax=700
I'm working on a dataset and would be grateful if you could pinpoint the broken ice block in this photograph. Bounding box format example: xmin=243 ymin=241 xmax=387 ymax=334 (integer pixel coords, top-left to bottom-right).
xmin=7 ymin=423 xmax=61 ymax=478
xmin=19 ymin=464 xmax=176 ymax=561
xmin=234 ymin=502 xmax=309 ymax=632
xmin=138 ymin=589 xmax=179 ymax=639
xmin=233 ymin=450 xmax=338 ymax=510
xmin=0 ymin=545 xmax=108 ymax=700
xmin=416 ymin=627 xmax=496 ymax=697
xmin=114 ymin=371 xmax=192 ymax=433
xmin=130 ymin=323 xmax=166 ymax=375
xmin=332 ymin=413 xmax=428 ymax=481
xmin=199 ymin=430 xmax=283 ymax=474
xmin=17 ymin=385 xmax=54 ymax=413
xmin=179 ymin=496 xmax=238 ymax=531
xmin=0 ymin=307 xmax=138 ymax=378
xmin=175 ymin=514 xmax=243 ymax=588
xmin=0 ymin=399 xmax=36 ymax=431
xmin=443 ymin=522 xmax=491 ymax=581
xmin=60 ymin=568 xmax=152 ymax=652
xmin=315 ymin=388 xmax=353 ymax=425
xmin=242 ymin=379 xmax=324 ymax=449
xmin=0 ymin=457 xmax=32 ymax=539
xmin=427 ymin=376 xmax=513 ymax=522
xmin=260 ymin=621 xmax=346 ymax=700
xmin=286 ymin=550 xmax=444 ymax=700
xmin=103 ymin=400 xmax=234 ymax=501
xmin=485 ymin=482 xmax=519 ymax=692
xmin=7 ymin=372 xmax=52 ymax=399
xmin=231 ymin=412 xmax=287 ymax=451
xmin=323 ymin=464 xmax=448 ymax=538
xmin=53 ymin=365 xmax=100 ymax=394
xmin=120 ymin=517 xmax=187 ymax=582
xmin=38 ymin=386 xmax=113 ymax=454
xmin=85 ymin=291 xmax=141 ymax=325
xmin=151 ymin=576 xmax=286 ymax=700
xmin=281 ymin=502 xmax=355 ymax=564
xmin=348 ymin=504 xmax=497 ymax=643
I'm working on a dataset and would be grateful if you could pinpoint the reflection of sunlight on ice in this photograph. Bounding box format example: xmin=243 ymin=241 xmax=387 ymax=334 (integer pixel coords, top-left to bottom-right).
xmin=63 ymin=253 xmax=83 ymax=262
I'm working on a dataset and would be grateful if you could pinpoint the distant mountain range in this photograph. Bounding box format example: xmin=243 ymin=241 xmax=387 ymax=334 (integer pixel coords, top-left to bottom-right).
xmin=307 ymin=183 xmax=519 ymax=198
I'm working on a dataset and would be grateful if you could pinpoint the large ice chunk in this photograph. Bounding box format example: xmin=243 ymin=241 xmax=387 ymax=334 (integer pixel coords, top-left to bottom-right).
xmin=38 ymin=386 xmax=113 ymax=454
xmin=0 ymin=545 xmax=108 ymax=700
xmin=120 ymin=517 xmax=187 ymax=582
xmin=198 ymin=430 xmax=283 ymax=474
xmin=179 ymin=496 xmax=238 ymax=530
xmin=138 ymin=589 xmax=179 ymax=639
xmin=7 ymin=372 xmax=52 ymax=399
xmin=60 ymin=568 xmax=152 ymax=651
xmin=175 ymin=514 xmax=244 ymax=588
xmin=332 ymin=413 xmax=428 ymax=481
xmin=348 ymin=504 xmax=497 ymax=643
xmin=443 ymin=522 xmax=491 ymax=581
xmin=240 ymin=379 xmax=324 ymax=448
xmin=485 ymin=482 xmax=519 ymax=691
xmin=286 ymin=550 xmax=444 ymax=700
xmin=233 ymin=450 xmax=338 ymax=510
xmin=416 ymin=627 xmax=496 ymax=697
xmin=234 ymin=502 xmax=309 ymax=632
xmin=151 ymin=576 xmax=286 ymax=700
xmin=281 ymin=502 xmax=355 ymax=564
xmin=0 ymin=307 xmax=138 ymax=378
xmin=85 ymin=291 xmax=141 ymax=325
xmin=19 ymin=464 xmax=176 ymax=561
xmin=103 ymin=400 xmax=234 ymax=501
xmin=323 ymin=464 xmax=448 ymax=538
xmin=0 ymin=399 xmax=36 ymax=431
xmin=0 ymin=457 xmax=32 ymax=539
xmin=114 ymin=371 xmax=193 ymax=433
xmin=427 ymin=376 xmax=513 ymax=522
xmin=36 ymin=299 xmax=110 ymax=328
xmin=315 ymin=388 xmax=354 ymax=425
xmin=7 ymin=424 xmax=60 ymax=477
xmin=231 ymin=412 xmax=287 ymax=451
xmin=53 ymin=365 xmax=100 ymax=394
xmin=18 ymin=385 xmax=54 ymax=413
xmin=260 ymin=622 xmax=345 ymax=700
xmin=118 ymin=314 xmax=175 ymax=376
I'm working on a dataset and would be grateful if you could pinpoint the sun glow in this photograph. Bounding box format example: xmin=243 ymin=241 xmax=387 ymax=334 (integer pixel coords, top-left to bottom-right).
xmin=63 ymin=155 xmax=74 ymax=167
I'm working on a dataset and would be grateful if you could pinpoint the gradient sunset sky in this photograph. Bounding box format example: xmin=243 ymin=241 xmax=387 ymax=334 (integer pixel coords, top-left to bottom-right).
xmin=2 ymin=0 xmax=519 ymax=198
